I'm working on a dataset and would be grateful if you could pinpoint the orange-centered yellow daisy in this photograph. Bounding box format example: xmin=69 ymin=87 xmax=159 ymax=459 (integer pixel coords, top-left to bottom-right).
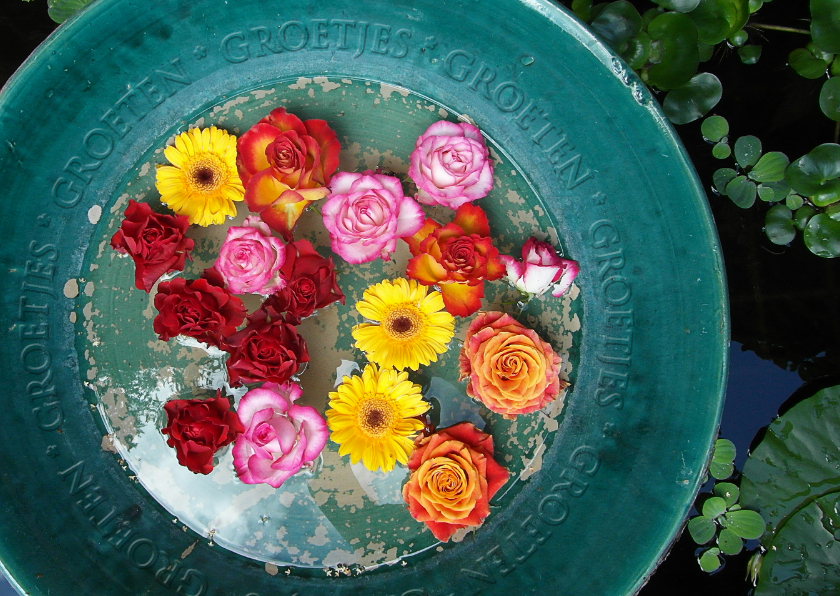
xmin=327 ymin=363 xmax=430 ymax=472
xmin=155 ymin=126 xmax=245 ymax=226
xmin=352 ymin=278 xmax=455 ymax=371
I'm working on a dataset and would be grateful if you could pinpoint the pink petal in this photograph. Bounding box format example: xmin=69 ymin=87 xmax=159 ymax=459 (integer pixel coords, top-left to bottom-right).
xmin=394 ymin=197 xmax=425 ymax=238
xmin=237 ymin=387 xmax=290 ymax=424
xmin=551 ymin=260 xmax=579 ymax=297
xmin=291 ymin=404 xmax=329 ymax=463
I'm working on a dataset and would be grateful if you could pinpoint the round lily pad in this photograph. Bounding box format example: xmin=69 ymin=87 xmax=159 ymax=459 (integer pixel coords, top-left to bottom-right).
xmin=662 ymin=72 xmax=722 ymax=124
xmin=819 ymin=76 xmax=840 ymax=121
xmin=688 ymin=0 xmax=750 ymax=46
xmin=804 ymin=213 xmax=840 ymax=257
xmin=643 ymin=11 xmax=701 ymax=90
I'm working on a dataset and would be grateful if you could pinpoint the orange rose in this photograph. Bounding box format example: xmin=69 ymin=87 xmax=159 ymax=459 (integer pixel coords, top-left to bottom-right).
xmin=458 ymin=311 xmax=566 ymax=418
xmin=402 ymin=422 xmax=508 ymax=542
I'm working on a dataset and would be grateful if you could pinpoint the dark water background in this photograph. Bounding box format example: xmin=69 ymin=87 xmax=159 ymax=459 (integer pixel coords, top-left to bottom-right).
xmin=1 ymin=0 xmax=838 ymax=594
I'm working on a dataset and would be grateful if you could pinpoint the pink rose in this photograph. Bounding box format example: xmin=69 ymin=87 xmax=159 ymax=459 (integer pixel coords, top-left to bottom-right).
xmin=232 ymin=381 xmax=328 ymax=488
xmin=499 ymin=237 xmax=579 ymax=298
xmin=322 ymin=171 xmax=424 ymax=264
xmin=408 ymin=121 xmax=494 ymax=209
xmin=213 ymin=216 xmax=286 ymax=295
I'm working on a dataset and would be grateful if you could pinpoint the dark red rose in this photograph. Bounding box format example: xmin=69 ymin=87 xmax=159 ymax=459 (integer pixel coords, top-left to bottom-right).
xmin=222 ymin=308 xmax=310 ymax=386
xmin=110 ymin=199 xmax=195 ymax=292
xmin=153 ymin=276 xmax=246 ymax=347
xmin=264 ymin=239 xmax=345 ymax=324
xmin=161 ymin=393 xmax=244 ymax=474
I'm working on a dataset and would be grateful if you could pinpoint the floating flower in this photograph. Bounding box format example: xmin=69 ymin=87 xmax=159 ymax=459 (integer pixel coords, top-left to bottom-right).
xmin=403 ymin=422 xmax=509 ymax=542
xmin=161 ymin=393 xmax=244 ymax=475
xmin=458 ymin=311 xmax=566 ymax=418
xmin=326 ymin=363 xmax=429 ymax=472
xmin=213 ymin=216 xmax=287 ymax=296
xmin=261 ymin=239 xmax=345 ymax=325
xmin=232 ymin=381 xmax=328 ymax=488
xmin=155 ymin=126 xmax=245 ymax=226
xmin=408 ymin=120 xmax=494 ymax=209
xmin=153 ymin=275 xmax=246 ymax=348
xmin=352 ymin=278 xmax=455 ymax=371
xmin=321 ymin=171 xmax=425 ymax=264
xmin=405 ymin=203 xmax=505 ymax=317
xmin=110 ymin=199 xmax=194 ymax=292
xmin=499 ymin=237 xmax=579 ymax=298
xmin=223 ymin=308 xmax=309 ymax=386
xmin=240 ymin=108 xmax=339 ymax=240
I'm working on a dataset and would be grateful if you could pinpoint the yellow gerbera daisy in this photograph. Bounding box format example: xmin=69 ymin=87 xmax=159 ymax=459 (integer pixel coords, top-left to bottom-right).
xmin=155 ymin=126 xmax=245 ymax=226
xmin=327 ymin=363 xmax=429 ymax=472
xmin=352 ymin=278 xmax=455 ymax=371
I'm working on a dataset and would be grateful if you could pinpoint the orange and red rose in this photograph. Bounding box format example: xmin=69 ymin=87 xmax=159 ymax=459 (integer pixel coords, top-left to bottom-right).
xmin=405 ymin=203 xmax=504 ymax=317
xmin=402 ymin=422 xmax=508 ymax=542
xmin=458 ymin=311 xmax=566 ymax=418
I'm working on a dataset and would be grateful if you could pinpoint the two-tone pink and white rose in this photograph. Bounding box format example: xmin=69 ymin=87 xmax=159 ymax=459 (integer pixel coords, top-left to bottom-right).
xmin=408 ymin=121 xmax=494 ymax=209
xmin=499 ymin=237 xmax=579 ymax=298
xmin=214 ymin=216 xmax=286 ymax=295
xmin=322 ymin=171 xmax=424 ymax=264
xmin=232 ymin=381 xmax=328 ymax=488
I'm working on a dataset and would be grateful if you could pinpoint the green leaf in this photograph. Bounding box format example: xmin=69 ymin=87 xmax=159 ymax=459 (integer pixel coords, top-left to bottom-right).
xmin=713 ymin=168 xmax=738 ymax=194
xmin=702 ymin=496 xmax=728 ymax=519
xmin=764 ymin=204 xmax=796 ymax=245
xmin=697 ymin=42 xmax=715 ymax=62
xmin=785 ymin=143 xmax=840 ymax=198
xmin=717 ymin=527 xmax=744 ymax=555
xmin=811 ymin=0 xmax=840 ymax=54
xmin=762 ymin=179 xmax=792 ymax=201
xmin=688 ymin=0 xmax=750 ymax=45
xmin=749 ymin=152 xmax=790 ymax=183
xmin=738 ymin=44 xmax=762 ymax=64
xmin=729 ymin=29 xmax=748 ymax=47
xmin=688 ymin=515 xmax=717 ymax=544
xmin=747 ymin=551 xmax=762 ymax=586
xmin=747 ymin=0 xmax=763 ymax=12
xmin=725 ymin=176 xmax=757 ymax=208
xmin=698 ymin=549 xmax=722 ymax=572
xmin=46 ymin=0 xmax=94 ymax=23
xmin=621 ymin=33 xmax=652 ymax=70
xmin=804 ymin=213 xmax=840 ymax=257
xmin=590 ymin=1 xmax=643 ymax=50
xmin=785 ymin=193 xmax=804 ymax=210
xmin=713 ymin=482 xmax=740 ymax=507
xmin=794 ymin=204 xmax=816 ymax=230
xmin=734 ymin=135 xmax=762 ymax=169
xmin=832 ymin=56 xmax=840 ymax=77
xmin=712 ymin=142 xmax=731 ymax=159
xmin=826 ymin=203 xmax=840 ymax=221
xmin=820 ymin=76 xmax=840 ymax=121
xmin=652 ymin=0 xmax=702 ymax=11
xmin=712 ymin=437 xmax=736 ymax=464
xmin=662 ymin=73 xmax=723 ymax=124
xmin=789 ymin=47 xmax=830 ymax=79
xmin=722 ymin=509 xmax=765 ymax=539
xmin=757 ymin=184 xmax=775 ymax=202
xmin=643 ymin=12 xmax=701 ymax=90
xmin=701 ymin=114 xmax=729 ymax=142
xmin=571 ymin=0 xmax=593 ymax=20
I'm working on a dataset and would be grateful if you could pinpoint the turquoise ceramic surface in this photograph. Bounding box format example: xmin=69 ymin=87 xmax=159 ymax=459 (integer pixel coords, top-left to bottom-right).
xmin=0 ymin=0 xmax=728 ymax=594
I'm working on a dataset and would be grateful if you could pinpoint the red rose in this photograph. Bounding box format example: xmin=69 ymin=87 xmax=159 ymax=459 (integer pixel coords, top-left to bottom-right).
xmin=263 ymin=239 xmax=345 ymax=324
xmin=222 ymin=308 xmax=310 ymax=386
xmin=110 ymin=199 xmax=195 ymax=292
xmin=161 ymin=393 xmax=244 ymax=474
xmin=405 ymin=203 xmax=505 ymax=317
xmin=153 ymin=276 xmax=246 ymax=347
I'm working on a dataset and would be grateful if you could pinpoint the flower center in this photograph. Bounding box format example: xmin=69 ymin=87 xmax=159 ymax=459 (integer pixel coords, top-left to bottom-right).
xmin=357 ymin=396 xmax=396 ymax=437
xmin=186 ymin=156 xmax=226 ymax=192
xmin=383 ymin=306 xmax=423 ymax=341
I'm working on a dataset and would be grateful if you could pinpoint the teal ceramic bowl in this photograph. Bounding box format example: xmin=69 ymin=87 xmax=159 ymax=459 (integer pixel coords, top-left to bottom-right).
xmin=0 ymin=0 xmax=728 ymax=594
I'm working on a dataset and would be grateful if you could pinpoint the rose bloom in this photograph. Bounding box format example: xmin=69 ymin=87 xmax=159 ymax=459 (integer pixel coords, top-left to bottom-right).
xmin=322 ymin=171 xmax=425 ymax=264
xmin=408 ymin=120 xmax=494 ymax=209
xmin=153 ymin=276 xmax=246 ymax=348
xmin=402 ymin=422 xmax=508 ymax=542
xmin=161 ymin=393 xmax=244 ymax=475
xmin=238 ymin=108 xmax=339 ymax=240
xmin=223 ymin=308 xmax=309 ymax=386
xmin=405 ymin=203 xmax=504 ymax=317
xmin=262 ymin=239 xmax=345 ymax=325
xmin=232 ymin=381 xmax=328 ymax=488
xmin=213 ymin=215 xmax=286 ymax=295
xmin=499 ymin=237 xmax=579 ymax=298
xmin=110 ymin=199 xmax=194 ymax=292
xmin=458 ymin=311 xmax=566 ymax=418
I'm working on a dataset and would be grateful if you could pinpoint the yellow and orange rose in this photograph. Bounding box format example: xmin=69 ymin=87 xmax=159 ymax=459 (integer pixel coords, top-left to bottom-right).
xmin=458 ymin=311 xmax=566 ymax=418
xmin=402 ymin=422 xmax=508 ymax=542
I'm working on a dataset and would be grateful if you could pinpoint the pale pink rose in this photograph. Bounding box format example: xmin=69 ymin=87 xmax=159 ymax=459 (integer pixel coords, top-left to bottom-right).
xmin=232 ymin=381 xmax=328 ymax=488
xmin=214 ymin=215 xmax=286 ymax=295
xmin=408 ymin=121 xmax=494 ymax=209
xmin=499 ymin=237 xmax=579 ymax=298
xmin=322 ymin=171 xmax=424 ymax=264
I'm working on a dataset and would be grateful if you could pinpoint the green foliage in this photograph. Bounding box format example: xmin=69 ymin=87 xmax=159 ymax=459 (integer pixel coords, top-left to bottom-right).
xmin=591 ymin=2 xmax=644 ymax=50
xmin=572 ymin=0 xmax=593 ymax=20
xmin=789 ymin=45 xmax=832 ymax=79
xmin=47 ymin=0 xmax=94 ymax=23
xmin=662 ymin=73 xmax=722 ymax=123
xmin=652 ymin=0 xmax=701 ymax=11
xmin=764 ymin=204 xmax=795 ymax=245
xmin=643 ymin=12 xmax=701 ymax=89
xmin=738 ymin=44 xmax=761 ymax=64
xmin=734 ymin=135 xmax=761 ymax=168
xmin=741 ymin=384 xmax=840 ymax=594
xmin=709 ymin=437 xmax=735 ymax=479
xmin=804 ymin=212 xmax=840 ymax=257
xmin=687 ymin=0 xmax=750 ymax=45
xmin=810 ymin=0 xmax=840 ymax=54
xmin=819 ymin=76 xmax=840 ymax=121
xmin=701 ymin=115 xmax=729 ymax=142
xmin=785 ymin=143 xmax=840 ymax=206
